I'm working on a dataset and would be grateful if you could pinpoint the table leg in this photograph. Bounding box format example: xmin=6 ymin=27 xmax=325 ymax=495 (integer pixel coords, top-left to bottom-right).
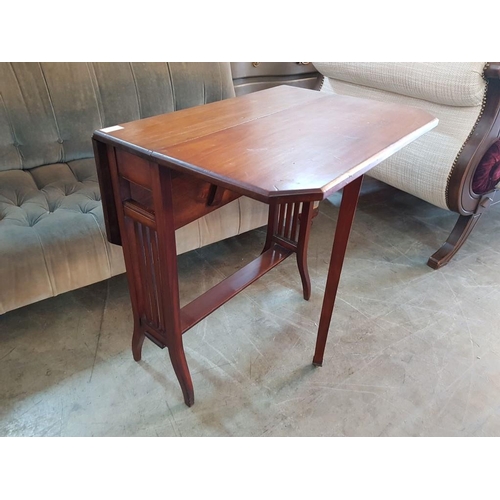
xmin=150 ymin=164 xmax=194 ymax=406
xmin=111 ymin=155 xmax=195 ymax=407
xmin=313 ymin=175 xmax=364 ymax=366
xmin=262 ymin=201 xmax=315 ymax=300
xmin=296 ymin=202 xmax=314 ymax=300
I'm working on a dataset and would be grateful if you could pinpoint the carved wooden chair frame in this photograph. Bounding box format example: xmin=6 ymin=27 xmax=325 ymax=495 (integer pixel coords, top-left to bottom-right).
xmin=429 ymin=62 xmax=500 ymax=268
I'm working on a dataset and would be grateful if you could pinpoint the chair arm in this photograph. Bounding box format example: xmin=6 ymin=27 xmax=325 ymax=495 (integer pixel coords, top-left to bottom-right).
xmin=448 ymin=64 xmax=500 ymax=213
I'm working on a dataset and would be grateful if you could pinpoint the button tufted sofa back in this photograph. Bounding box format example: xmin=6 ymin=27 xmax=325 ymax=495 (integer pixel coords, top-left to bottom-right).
xmin=0 ymin=62 xmax=235 ymax=171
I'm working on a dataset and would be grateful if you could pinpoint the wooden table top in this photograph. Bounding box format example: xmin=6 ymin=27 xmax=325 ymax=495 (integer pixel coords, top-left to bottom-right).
xmin=93 ymin=85 xmax=438 ymax=203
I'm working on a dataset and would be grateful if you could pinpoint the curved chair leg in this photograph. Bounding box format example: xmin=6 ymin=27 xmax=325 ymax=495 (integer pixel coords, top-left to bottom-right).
xmin=427 ymin=214 xmax=482 ymax=269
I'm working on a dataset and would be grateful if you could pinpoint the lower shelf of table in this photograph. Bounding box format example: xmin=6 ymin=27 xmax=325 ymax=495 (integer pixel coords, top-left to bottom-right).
xmin=180 ymin=244 xmax=292 ymax=334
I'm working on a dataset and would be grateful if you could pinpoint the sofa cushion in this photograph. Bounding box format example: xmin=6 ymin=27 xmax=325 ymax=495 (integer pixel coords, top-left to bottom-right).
xmin=0 ymin=158 xmax=126 ymax=313
xmin=313 ymin=62 xmax=487 ymax=107
xmin=0 ymin=157 xmax=268 ymax=314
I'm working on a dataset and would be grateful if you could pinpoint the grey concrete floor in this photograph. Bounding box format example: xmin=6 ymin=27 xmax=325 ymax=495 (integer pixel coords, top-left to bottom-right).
xmin=1 ymin=178 xmax=500 ymax=436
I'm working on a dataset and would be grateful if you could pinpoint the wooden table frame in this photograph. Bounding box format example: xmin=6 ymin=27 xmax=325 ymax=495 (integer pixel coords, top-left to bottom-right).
xmin=93 ymin=86 xmax=437 ymax=407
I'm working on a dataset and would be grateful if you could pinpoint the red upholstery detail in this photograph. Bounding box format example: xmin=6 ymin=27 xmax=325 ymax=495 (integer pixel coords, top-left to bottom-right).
xmin=472 ymin=139 xmax=500 ymax=194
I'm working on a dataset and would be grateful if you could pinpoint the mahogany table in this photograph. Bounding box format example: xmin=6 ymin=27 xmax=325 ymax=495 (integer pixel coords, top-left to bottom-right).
xmin=92 ymin=85 xmax=437 ymax=407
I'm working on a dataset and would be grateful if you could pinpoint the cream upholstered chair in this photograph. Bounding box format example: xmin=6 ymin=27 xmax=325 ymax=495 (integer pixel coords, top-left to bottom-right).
xmin=313 ymin=62 xmax=500 ymax=268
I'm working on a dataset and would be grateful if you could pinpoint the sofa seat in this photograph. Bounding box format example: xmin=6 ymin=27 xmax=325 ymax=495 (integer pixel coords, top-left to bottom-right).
xmin=0 ymin=156 xmax=268 ymax=314
xmin=0 ymin=158 xmax=121 ymax=314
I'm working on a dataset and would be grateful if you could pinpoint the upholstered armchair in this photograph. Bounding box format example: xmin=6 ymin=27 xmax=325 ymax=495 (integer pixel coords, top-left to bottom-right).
xmin=313 ymin=62 xmax=500 ymax=268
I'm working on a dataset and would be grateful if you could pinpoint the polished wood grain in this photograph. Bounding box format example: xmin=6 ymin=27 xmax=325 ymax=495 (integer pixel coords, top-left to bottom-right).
xmin=94 ymin=85 xmax=324 ymax=160
xmin=94 ymin=85 xmax=437 ymax=203
xmin=93 ymin=85 xmax=437 ymax=406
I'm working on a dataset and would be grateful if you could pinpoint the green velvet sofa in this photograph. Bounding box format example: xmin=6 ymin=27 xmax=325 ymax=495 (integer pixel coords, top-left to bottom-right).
xmin=0 ymin=63 xmax=269 ymax=314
